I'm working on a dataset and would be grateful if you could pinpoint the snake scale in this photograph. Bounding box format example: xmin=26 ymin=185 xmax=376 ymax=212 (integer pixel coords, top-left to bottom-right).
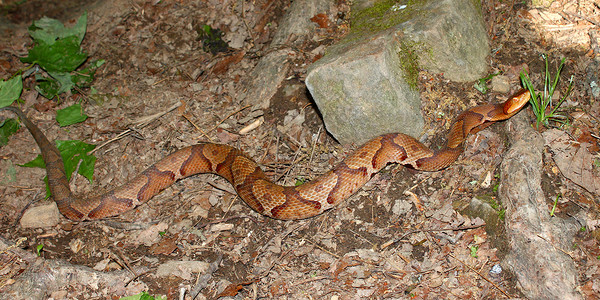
xmin=2 ymin=89 xmax=530 ymax=221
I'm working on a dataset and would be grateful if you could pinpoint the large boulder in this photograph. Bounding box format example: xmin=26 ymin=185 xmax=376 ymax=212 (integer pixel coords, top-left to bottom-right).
xmin=306 ymin=0 xmax=489 ymax=144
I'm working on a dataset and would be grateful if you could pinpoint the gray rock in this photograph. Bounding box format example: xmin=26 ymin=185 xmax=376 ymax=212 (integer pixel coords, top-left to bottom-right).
xmin=155 ymin=260 xmax=210 ymax=280
xmin=491 ymin=75 xmax=511 ymax=94
xmin=20 ymin=202 xmax=61 ymax=228
xmin=306 ymin=0 xmax=489 ymax=144
xmin=499 ymin=112 xmax=581 ymax=299
xmin=242 ymin=0 xmax=336 ymax=109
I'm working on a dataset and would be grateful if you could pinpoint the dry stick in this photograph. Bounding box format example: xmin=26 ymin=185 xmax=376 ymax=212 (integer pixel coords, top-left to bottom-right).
xmin=307 ymin=126 xmax=322 ymax=167
xmin=14 ymin=191 xmax=41 ymax=227
xmin=259 ymin=129 xmax=276 ymax=164
xmin=380 ymin=224 xmax=485 ymax=250
xmin=194 ymin=215 xmax=260 ymax=230
xmin=240 ymin=0 xmax=256 ymax=47
xmin=563 ymin=10 xmax=600 ymax=27
xmin=108 ymin=247 xmax=136 ymax=277
xmin=347 ymin=228 xmax=377 ymax=249
xmin=536 ymin=234 xmax=574 ymax=258
xmin=278 ymin=150 xmax=307 ymax=184
xmin=501 ymin=0 xmax=517 ymax=44
xmin=302 ymin=238 xmax=340 ymax=259
xmin=0 ymin=237 xmax=27 ymax=256
xmin=448 ymin=253 xmax=510 ymax=298
xmin=208 ymin=104 xmax=252 ymax=134
xmin=182 ymin=113 xmax=212 ymax=142
xmin=90 ymin=101 xmax=182 ymax=154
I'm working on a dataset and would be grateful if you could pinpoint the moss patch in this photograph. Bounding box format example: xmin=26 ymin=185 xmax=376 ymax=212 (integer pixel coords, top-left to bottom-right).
xmin=397 ymin=39 xmax=422 ymax=90
xmin=347 ymin=0 xmax=433 ymax=90
xmin=349 ymin=0 xmax=430 ymax=38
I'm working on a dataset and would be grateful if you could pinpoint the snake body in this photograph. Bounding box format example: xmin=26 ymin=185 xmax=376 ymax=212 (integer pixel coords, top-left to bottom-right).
xmin=3 ymin=89 xmax=530 ymax=221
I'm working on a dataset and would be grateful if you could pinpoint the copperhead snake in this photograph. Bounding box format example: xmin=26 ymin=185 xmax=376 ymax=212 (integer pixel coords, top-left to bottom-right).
xmin=2 ymin=89 xmax=530 ymax=221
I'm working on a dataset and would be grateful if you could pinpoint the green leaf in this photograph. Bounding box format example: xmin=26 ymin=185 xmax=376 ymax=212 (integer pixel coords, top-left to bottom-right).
xmin=28 ymin=12 xmax=87 ymax=45
xmin=20 ymin=139 xmax=96 ymax=183
xmin=56 ymin=104 xmax=88 ymax=126
xmin=20 ymin=155 xmax=46 ymax=168
xmin=0 ymin=118 xmax=21 ymax=146
xmin=198 ymin=24 xmax=229 ymax=54
xmin=0 ymin=76 xmax=23 ymax=108
xmin=56 ymin=140 xmax=96 ymax=182
xmin=72 ymin=59 xmax=105 ymax=88
xmin=36 ymin=244 xmax=43 ymax=256
xmin=35 ymin=75 xmax=61 ymax=99
xmin=48 ymin=71 xmax=76 ymax=95
xmin=21 ymin=36 xmax=87 ymax=73
xmin=469 ymin=245 xmax=478 ymax=258
xmin=34 ymin=72 xmax=76 ymax=100
xmin=120 ymin=292 xmax=166 ymax=300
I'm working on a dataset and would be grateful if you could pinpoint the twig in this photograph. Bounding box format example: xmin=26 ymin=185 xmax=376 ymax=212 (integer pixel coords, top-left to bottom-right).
xmin=308 ymin=126 xmax=322 ymax=167
xmin=259 ymin=129 xmax=276 ymax=164
xmin=14 ymin=192 xmax=41 ymax=227
xmin=276 ymin=148 xmax=306 ymax=183
xmin=563 ymin=10 xmax=600 ymax=27
xmin=182 ymin=113 xmax=212 ymax=142
xmin=500 ymin=0 xmax=516 ymax=43
xmin=108 ymin=247 xmax=137 ymax=277
xmin=380 ymin=224 xmax=485 ymax=249
xmin=404 ymin=190 xmax=424 ymax=211
xmin=91 ymin=101 xmax=181 ymax=154
xmin=0 ymin=237 xmax=27 ymax=256
xmin=209 ymin=104 xmax=251 ymax=133
xmin=448 ymin=253 xmax=510 ymax=298
xmin=240 ymin=0 xmax=256 ymax=48
xmin=302 ymin=238 xmax=340 ymax=259
xmin=194 ymin=215 xmax=260 ymax=230
xmin=536 ymin=234 xmax=574 ymax=258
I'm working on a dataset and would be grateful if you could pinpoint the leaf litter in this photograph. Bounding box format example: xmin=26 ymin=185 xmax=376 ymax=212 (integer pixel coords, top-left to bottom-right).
xmin=0 ymin=0 xmax=599 ymax=299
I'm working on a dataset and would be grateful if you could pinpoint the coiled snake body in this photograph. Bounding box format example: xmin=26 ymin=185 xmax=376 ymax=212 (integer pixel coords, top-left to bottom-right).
xmin=3 ymin=90 xmax=530 ymax=221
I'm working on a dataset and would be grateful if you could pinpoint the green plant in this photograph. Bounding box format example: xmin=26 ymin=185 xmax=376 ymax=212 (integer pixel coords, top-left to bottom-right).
xmin=469 ymin=245 xmax=478 ymax=258
xmin=197 ymin=25 xmax=229 ymax=55
xmin=1 ymin=14 xmax=101 ymax=197
xmin=550 ymin=194 xmax=561 ymax=216
xmin=486 ymin=196 xmax=505 ymax=221
xmin=20 ymin=139 xmax=96 ymax=197
xmin=473 ymin=72 xmax=499 ymax=94
xmin=19 ymin=12 xmax=104 ymax=100
xmin=120 ymin=292 xmax=166 ymax=300
xmin=520 ymin=54 xmax=573 ymax=129
xmin=36 ymin=244 xmax=44 ymax=256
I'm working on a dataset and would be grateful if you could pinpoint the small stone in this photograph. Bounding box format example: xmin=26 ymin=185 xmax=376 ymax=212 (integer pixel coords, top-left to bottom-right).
xmin=155 ymin=260 xmax=210 ymax=280
xmin=491 ymin=75 xmax=510 ymax=94
xmin=20 ymin=203 xmax=60 ymax=228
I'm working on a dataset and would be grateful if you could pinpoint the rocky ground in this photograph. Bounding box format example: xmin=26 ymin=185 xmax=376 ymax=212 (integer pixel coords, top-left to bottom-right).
xmin=0 ymin=0 xmax=599 ymax=299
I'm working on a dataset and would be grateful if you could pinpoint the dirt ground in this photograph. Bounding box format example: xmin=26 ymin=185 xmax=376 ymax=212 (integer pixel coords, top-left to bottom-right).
xmin=0 ymin=0 xmax=599 ymax=299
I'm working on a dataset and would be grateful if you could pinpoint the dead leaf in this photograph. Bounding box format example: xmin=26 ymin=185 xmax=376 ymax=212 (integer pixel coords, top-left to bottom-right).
xmin=310 ymin=13 xmax=330 ymax=28
xmin=543 ymin=129 xmax=600 ymax=196
xmin=212 ymin=51 xmax=246 ymax=75
xmin=150 ymin=235 xmax=179 ymax=255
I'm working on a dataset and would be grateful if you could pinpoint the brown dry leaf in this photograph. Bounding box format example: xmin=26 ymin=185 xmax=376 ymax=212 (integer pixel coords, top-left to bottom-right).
xmin=150 ymin=235 xmax=178 ymax=255
xmin=217 ymin=283 xmax=244 ymax=298
xmin=329 ymin=255 xmax=360 ymax=279
xmin=212 ymin=51 xmax=246 ymax=75
xmin=310 ymin=13 xmax=330 ymax=28
xmin=215 ymin=128 xmax=239 ymax=144
xmin=543 ymin=129 xmax=600 ymax=196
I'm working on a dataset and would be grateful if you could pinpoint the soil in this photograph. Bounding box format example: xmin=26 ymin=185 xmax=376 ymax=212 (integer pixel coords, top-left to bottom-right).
xmin=0 ymin=0 xmax=599 ymax=299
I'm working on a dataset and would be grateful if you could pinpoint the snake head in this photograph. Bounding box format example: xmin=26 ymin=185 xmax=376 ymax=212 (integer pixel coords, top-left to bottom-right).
xmin=503 ymin=89 xmax=531 ymax=115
